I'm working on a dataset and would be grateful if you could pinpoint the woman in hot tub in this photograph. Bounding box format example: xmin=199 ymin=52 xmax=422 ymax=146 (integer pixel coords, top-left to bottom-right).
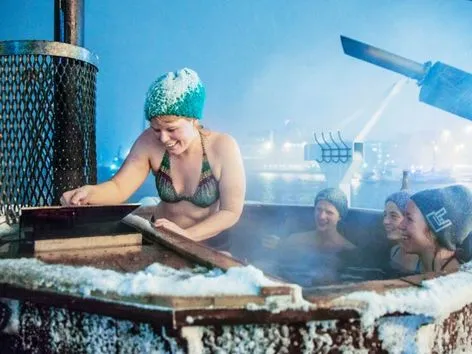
xmin=383 ymin=191 xmax=421 ymax=274
xmin=399 ymin=184 xmax=472 ymax=273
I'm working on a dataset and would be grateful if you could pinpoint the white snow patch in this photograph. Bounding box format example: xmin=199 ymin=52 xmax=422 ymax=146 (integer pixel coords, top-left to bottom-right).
xmin=377 ymin=315 xmax=433 ymax=354
xmin=0 ymin=258 xmax=282 ymax=298
xmin=0 ymin=298 xmax=19 ymax=334
xmin=181 ymin=326 xmax=204 ymax=354
xmin=146 ymin=68 xmax=201 ymax=112
xmin=333 ymin=263 xmax=472 ymax=328
xmin=0 ymin=258 xmax=310 ymax=313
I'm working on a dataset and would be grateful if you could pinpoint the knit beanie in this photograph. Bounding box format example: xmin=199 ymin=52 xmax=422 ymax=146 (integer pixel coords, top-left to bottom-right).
xmin=314 ymin=188 xmax=348 ymax=220
xmin=410 ymin=184 xmax=472 ymax=250
xmin=385 ymin=191 xmax=411 ymax=214
xmin=144 ymin=68 xmax=205 ymax=121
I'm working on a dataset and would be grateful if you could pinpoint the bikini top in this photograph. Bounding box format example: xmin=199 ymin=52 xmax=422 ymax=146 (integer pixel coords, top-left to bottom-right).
xmin=155 ymin=133 xmax=220 ymax=208
xmin=391 ymin=245 xmax=422 ymax=273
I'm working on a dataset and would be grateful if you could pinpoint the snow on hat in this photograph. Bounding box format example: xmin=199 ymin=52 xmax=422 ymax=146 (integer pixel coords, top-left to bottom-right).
xmin=314 ymin=187 xmax=348 ymax=220
xmin=144 ymin=68 xmax=205 ymax=121
xmin=385 ymin=191 xmax=411 ymax=214
xmin=410 ymin=184 xmax=472 ymax=251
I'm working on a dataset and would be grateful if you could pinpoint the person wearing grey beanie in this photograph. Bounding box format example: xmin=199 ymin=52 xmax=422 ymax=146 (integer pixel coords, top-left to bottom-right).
xmin=383 ymin=191 xmax=420 ymax=274
xmin=272 ymin=188 xmax=354 ymax=287
xmin=399 ymin=184 xmax=472 ymax=273
xmin=281 ymin=188 xmax=354 ymax=250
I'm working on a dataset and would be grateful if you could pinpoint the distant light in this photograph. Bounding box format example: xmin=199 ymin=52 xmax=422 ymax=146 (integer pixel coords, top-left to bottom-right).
xmin=110 ymin=163 xmax=119 ymax=171
xmin=441 ymin=130 xmax=451 ymax=142
xmin=260 ymin=172 xmax=276 ymax=181
xmin=283 ymin=142 xmax=292 ymax=151
xmin=263 ymin=141 xmax=273 ymax=150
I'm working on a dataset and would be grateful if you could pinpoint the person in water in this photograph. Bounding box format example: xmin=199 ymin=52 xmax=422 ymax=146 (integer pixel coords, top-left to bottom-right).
xmin=383 ymin=191 xmax=421 ymax=274
xmin=399 ymin=184 xmax=472 ymax=273
xmin=275 ymin=187 xmax=355 ymax=286
xmin=287 ymin=187 xmax=355 ymax=250
xmin=61 ymin=68 xmax=246 ymax=249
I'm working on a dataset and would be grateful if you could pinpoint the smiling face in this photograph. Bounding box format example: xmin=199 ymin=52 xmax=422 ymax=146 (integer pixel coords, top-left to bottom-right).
xmin=383 ymin=201 xmax=405 ymax=241
xmin=150 ymin=115 xmax=198 ymax=155
xmin=399 ymin=200 xmax=436 ymax=254
xmin=314 ymin=200 xmax=341 ymax=233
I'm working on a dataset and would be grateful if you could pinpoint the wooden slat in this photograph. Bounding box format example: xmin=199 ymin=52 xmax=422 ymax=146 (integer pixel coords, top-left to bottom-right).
xmin=34 ymin=233 xmax=142 ymax=253
xmin=36 ymin=245 xmax=143 ymax=263
xmin=36 ymin=244 xmax=196 ymax=273
xmin=94 ymin=291 xmax=269 ymax=309
xmin=0 ymin=282 xmax=361 ymax=329
xmin=303 ymin=271 xmax=453 ymax=307
xmin=122 ymin=213 xmax=247 ymax=271
xmin=20 ymin=204 xmax=140 ymax=241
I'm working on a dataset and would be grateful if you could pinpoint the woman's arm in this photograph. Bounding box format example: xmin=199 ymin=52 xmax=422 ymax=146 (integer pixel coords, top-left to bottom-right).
xmin=61 ymin=131 xmax=154 ymax=205
xmin=185 ymin=134 xmax=246 ymax=241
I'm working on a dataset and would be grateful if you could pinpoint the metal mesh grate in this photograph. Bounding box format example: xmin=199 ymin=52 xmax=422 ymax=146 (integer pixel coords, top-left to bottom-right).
xmin=0 ymin=41 xmax=98 ymax=223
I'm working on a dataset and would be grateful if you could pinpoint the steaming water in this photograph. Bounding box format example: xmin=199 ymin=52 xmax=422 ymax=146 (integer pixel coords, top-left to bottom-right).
xmin=125 ymin=171 xmax=472 ymax=209
xmin=117 ymin=171 xmax=472 ymax=286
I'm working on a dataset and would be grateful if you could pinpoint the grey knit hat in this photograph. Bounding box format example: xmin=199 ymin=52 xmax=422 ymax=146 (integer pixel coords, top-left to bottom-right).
xmin=314 ymin=188 xmax=348 ymax=220
xmin=385 ymin=191 xmax=411 ymax=214
xmin=411 ymin=184 xmax=472 ymax=250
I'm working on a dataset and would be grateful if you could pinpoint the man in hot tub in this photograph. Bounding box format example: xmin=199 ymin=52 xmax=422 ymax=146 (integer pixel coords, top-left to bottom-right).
xmin=274 ymin=187 xmax=355 ymax=251
xmin=274 ymin=188 xmax=355 ymax=286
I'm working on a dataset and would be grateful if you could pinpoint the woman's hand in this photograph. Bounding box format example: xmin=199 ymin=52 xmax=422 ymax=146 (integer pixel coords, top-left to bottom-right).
xmin=152 ymin=218 xmax=190 ymax=238
xmin=60 ymin=185 xmax=93 ymax=206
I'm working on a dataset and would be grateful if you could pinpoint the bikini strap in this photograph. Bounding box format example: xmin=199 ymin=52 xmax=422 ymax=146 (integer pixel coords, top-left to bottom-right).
xmin=199 ymin=131 xmax=208 ymax=158
xmin=440 ymin=254 xmax=457 ymax=271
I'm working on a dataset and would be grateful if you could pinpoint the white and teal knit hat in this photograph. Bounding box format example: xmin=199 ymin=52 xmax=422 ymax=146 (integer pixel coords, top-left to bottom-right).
xmin=144 ymin=68 xmax=205 ymax=121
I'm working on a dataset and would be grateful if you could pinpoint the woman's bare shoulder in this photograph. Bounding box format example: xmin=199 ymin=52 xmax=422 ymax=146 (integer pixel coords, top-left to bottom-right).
xmin=126 ymin=128 xmax=165 ymax=169
xmin=132 ymin=128 xmax=163 ymax=152
xmin=206 ymin=131 xmax=240 ymax=155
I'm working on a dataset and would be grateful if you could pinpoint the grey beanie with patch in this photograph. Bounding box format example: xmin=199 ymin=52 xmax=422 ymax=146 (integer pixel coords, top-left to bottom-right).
xmin=411 ymin=184 xmax=472 ymax=251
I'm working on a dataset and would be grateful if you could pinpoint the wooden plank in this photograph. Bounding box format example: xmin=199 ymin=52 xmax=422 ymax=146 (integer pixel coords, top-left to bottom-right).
xmin=173 ymin=307 xmax=361 ymax=327
xmin=94 ymin=291 xmax=268 ymax=310
xmin=34 ymin=233 xmax=142 ymax=253
xmin=0 ymin=283 xmax=175 ymax=327
xmin=260 ymin=286 xmax=294 ymax=297
xmin=122 ymin=213 xmax=247 ymax=271
xmin=303 ymin=271 xmax=453 ymax=307
xmin=20 ymin=204 xmax=140 ymax=241
xmin=0 ymin=282 xmax=362 ymax=329
xmin=35 ymin=244 xmax=196 ymax=273
xmin=36 ymin=244 xmax=143 ymax=262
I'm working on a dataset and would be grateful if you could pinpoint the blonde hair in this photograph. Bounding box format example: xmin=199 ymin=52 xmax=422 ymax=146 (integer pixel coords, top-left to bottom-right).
xmin=151 ymin=115 xmax=206 ymax=134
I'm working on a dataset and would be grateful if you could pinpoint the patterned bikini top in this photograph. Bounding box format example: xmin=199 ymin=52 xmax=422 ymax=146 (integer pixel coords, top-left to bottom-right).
xmin=155 ymin=133 xmax=220 ymax=208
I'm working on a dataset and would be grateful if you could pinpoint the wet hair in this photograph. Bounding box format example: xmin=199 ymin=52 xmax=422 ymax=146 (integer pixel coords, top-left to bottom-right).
xmin=151 ymin=115 xmax=205 ymax=132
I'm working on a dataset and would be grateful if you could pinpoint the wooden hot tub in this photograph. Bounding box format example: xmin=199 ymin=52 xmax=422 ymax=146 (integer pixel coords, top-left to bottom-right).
xmin=0 ymin=203 xmax=471 ymax=353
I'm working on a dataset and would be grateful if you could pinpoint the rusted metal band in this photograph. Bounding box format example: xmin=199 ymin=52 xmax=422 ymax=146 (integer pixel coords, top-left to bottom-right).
xmin=0 ymin=40 xmax=98 ymax=68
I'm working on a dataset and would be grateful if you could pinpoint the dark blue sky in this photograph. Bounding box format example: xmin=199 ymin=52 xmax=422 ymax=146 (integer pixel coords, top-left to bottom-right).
xmin=2 ymin=0 xmax=472 ymax=162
